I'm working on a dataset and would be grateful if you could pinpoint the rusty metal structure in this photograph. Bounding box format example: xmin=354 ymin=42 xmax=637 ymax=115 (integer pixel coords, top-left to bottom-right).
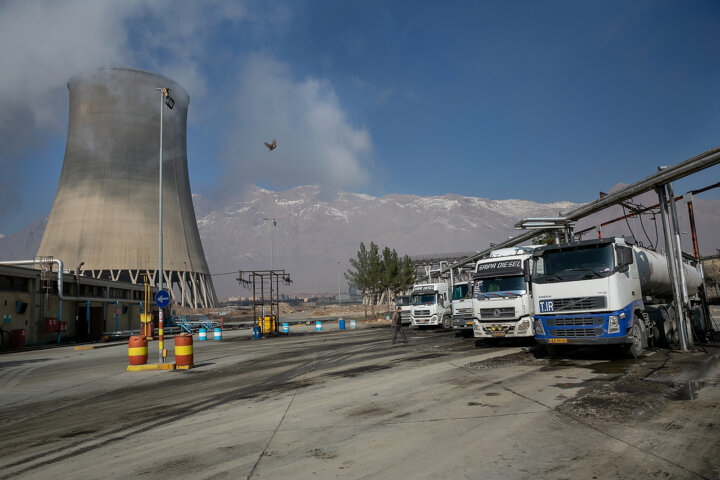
xmin=36 ymin=67 xmax=216 ymax=308
xmin=237 ymin=270 xmax=292 ymax=334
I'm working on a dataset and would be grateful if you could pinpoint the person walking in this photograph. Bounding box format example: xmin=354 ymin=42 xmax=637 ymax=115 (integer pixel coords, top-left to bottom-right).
xmin=391 ymin=306 xmax=408 ymax=344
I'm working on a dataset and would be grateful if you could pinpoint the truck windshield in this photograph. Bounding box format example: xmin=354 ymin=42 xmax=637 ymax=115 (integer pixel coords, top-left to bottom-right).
xmin=411 ymin=293 xmax=437 ymax=305
xmin=452 ymin=284 xmax=469 ymax=300
xmin=397 ymin=296 xmax=411 ymax=306
xmin=474 ymin=276 xmax=526 ymax=297
xmin=533 ymin=244 xmax=615 ymax=283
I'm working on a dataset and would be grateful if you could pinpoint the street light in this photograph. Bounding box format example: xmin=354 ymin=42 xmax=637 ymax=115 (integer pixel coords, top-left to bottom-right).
xmin=156 ymin=86 xmax=174 ymax=363
xmin=337 ymin=260 xmax=342 ymax=320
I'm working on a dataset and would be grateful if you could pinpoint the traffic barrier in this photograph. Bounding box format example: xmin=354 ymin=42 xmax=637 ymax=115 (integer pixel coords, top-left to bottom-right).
xmin=214 ymin=327 xmax=222 ymax=340
xmin=128 ymin=335 xmax=148 ymax=365
xmin=198 ymin=328 xmax=207 ymax=341
xmin=339 ymin=318 xmax=345 ymax=330
xmin=316 ymin=321 xmax=322 ymax=332
xmin=175 ymin=334 xmax=194 ymax=368
xmin=282 ymin=322 xmax=289 ymax=334
xmin=350 ymin=319 xmax=356 ymax=329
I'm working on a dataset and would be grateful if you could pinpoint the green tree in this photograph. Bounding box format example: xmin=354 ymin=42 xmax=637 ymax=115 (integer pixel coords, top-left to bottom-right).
xmin=379 ymin=247 xmax=399 ymax=315
xmin=346 ymin=243 xmax=416 ymax=319
xmin=345 ymin=242 xmax=382 ymax=319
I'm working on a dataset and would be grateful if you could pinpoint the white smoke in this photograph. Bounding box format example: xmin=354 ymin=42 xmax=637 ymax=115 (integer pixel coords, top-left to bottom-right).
xmin=0 ymin=0 xmax=254 ymax=229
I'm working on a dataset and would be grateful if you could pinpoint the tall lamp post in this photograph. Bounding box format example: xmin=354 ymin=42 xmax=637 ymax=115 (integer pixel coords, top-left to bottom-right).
xmin=337 ymin=260 xmax=342 ymax=320
xmin=157 ymin=87 xmax=174 ymax=363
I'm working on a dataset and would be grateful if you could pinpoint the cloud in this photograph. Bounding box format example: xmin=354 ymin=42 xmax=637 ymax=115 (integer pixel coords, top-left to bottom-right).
xmin=0 ymin=0 xmax=255 ymax=228
xmin=219 ymin=55 xmax=373 ymax=195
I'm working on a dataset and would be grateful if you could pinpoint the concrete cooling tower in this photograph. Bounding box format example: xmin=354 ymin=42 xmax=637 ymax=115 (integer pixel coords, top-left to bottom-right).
xmin=37 ymin=67 xmax=217 ymax=308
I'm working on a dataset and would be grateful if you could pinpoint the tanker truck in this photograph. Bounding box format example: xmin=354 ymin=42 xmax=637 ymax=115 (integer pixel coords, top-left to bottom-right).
xmin=465 ymin=247 xmax=537 ymax=340
xmin=531 ymin=236 xmax=703 ymax=357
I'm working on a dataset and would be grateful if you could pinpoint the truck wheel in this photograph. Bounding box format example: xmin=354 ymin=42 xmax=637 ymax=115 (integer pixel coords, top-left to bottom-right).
xmin=442 ymin=315 xmax=451 ymax=329
xmin=625 ymin=317 xmax=644 ymax=359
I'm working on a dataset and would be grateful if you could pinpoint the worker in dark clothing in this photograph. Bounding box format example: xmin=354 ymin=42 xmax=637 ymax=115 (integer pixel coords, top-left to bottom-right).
xmin=391 ymin=306 xmax=408 ymax=344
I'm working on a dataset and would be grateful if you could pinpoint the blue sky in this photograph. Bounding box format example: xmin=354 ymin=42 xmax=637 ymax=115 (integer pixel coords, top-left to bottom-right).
xmin=1 ymin=0 xmax=719 ymax=235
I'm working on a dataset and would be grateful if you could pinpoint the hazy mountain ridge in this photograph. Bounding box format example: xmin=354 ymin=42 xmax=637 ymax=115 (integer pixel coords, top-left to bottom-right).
xmin=2 ymin=185 xmax=719 ymax=299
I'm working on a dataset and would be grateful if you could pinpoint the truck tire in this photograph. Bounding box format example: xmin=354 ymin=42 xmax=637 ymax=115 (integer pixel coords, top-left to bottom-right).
xmin=442 ymin=315 xmax=451 ymax=329
xmin=624 ymin=317 xmax=645 ymax=359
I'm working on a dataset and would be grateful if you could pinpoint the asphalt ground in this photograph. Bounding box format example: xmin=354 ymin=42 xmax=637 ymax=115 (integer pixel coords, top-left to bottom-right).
xmin=0 ymin=321 xmax=718 ymax=479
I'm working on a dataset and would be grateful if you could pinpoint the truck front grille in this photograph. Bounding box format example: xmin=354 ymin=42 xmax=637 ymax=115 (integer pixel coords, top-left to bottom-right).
xmin=547 ymin=316 xmax=599 ymax=327
xmin=551 ymin=327 xmax=603 ymax=337
xmin=550 ymin=296 xmax=606 ymax=311
xmin=480 ymin=307 xmax=515 ymax=319
xmin=455 ymin=308 xmax=473 ymax=315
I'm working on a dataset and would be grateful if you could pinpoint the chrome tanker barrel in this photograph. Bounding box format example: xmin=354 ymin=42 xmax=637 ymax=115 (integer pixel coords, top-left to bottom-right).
xmin=633 ymin=246 xmax=701 ymax=299
xmin=36 ymin=67 xmax=216 ymax=308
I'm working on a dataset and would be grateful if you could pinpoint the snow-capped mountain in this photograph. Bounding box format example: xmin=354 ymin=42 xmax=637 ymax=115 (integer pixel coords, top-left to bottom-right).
xmin=2 ymin=184 xmax=719 ymax=299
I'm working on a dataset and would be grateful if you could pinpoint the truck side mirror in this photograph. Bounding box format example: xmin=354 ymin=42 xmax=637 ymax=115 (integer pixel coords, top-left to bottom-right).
xmin=523 ymin=259 xmax=531 ymax=283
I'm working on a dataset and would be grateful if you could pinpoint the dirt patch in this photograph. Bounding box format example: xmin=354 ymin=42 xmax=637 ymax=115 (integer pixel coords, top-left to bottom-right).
xmin=465 ymin=350 xmax=538 ymax=369
xmin=325 ymin=364 xmax=392 ymax=378
xmin=557 ymin=352 xmax=680 ymax=421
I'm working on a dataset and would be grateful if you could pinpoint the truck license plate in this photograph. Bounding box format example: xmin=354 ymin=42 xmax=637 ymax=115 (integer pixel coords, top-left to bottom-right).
xmin=492 ymin=331 xmax=506 ymax=337
xmin=548 ymin=338 xmax=567 ymax=344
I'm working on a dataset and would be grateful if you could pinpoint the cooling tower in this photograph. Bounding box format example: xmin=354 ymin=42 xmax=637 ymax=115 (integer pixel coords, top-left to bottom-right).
xmin=37 ymin=67 xmax=217 ymax=308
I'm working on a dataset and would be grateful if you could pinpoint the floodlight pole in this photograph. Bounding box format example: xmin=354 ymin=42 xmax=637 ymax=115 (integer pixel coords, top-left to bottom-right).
xmin=156 ymin=87 xmax=173 ymax=363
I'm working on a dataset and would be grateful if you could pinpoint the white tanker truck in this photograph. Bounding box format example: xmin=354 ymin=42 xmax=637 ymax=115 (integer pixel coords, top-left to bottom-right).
xmin=531 ymin=236 xmax=704 ymax=357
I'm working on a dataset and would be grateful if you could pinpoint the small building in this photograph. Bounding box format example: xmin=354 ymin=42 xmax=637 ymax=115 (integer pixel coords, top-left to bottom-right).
xmin=0 ymin=263 xmax=155 ymax=347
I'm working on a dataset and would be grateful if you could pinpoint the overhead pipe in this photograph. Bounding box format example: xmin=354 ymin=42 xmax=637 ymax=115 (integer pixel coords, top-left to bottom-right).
xmin=443 ymin=145 xmax=720 ymax=274
xmin=0 ymin=258 xmax=144 ymax=304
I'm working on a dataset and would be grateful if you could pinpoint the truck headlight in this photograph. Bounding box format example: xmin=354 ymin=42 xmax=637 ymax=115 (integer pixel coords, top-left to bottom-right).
xmin=535 ymin=319 xmax=545 ymax=336
xmin=517 ymin=319 xmax=530 ymax=331
xmin=608 ymin=315 xmax=620 ymax=334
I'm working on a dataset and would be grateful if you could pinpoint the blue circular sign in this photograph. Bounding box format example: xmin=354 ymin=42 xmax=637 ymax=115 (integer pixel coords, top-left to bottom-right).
xmin=155 ymin=290 xmax=170 ymax=308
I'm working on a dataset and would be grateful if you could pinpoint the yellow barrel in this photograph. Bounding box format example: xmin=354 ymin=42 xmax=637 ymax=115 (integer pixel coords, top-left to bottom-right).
xmin=128 ymin=335 xmax=148 ymax=365
xmin=175 ymin=334 xmax=194 ymax=367
xmin=262 ymin=315 xmax=276 ymax=334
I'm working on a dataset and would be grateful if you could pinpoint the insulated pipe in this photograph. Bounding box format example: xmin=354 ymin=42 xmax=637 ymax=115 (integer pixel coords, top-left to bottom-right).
xmin=656 ymin=186 xmax=689 ymax=351
xmin=0 ymin=259 xmax=143 ymax=304
xmin=667 ymin=183 xmax=693 ymax=347
xmin=685 ymin=193 xmax=714 ymax=335
xmin=445 ymin=145 xmax=720 ymax=274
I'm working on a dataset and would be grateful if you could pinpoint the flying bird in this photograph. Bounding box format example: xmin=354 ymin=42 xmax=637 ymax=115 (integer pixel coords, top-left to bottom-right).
xmin=264 ymin=139 xmax=277 ymax=151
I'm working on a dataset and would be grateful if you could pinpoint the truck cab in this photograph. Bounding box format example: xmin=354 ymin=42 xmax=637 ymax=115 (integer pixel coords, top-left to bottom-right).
xmin=450 ymin=281 xmax=474 ymax=336
xmin=410 ymin=282 xmax=452 ymax=328
xmin=471 ymin=247 xmax=536 ymax=340
xmin=395 ymin=294 xmax=412 ymax=325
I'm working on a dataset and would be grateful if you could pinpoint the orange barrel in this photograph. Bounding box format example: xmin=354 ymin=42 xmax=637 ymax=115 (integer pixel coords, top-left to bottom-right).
xmin=175 ymin=334 xmax=194 ymax=367
xmin=128 ymin=335 xmax=148 ymax=365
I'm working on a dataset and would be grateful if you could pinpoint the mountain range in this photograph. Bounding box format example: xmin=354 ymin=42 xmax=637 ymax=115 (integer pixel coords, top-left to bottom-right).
xmin=1 ymin=184 xmax=719 ymax=299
